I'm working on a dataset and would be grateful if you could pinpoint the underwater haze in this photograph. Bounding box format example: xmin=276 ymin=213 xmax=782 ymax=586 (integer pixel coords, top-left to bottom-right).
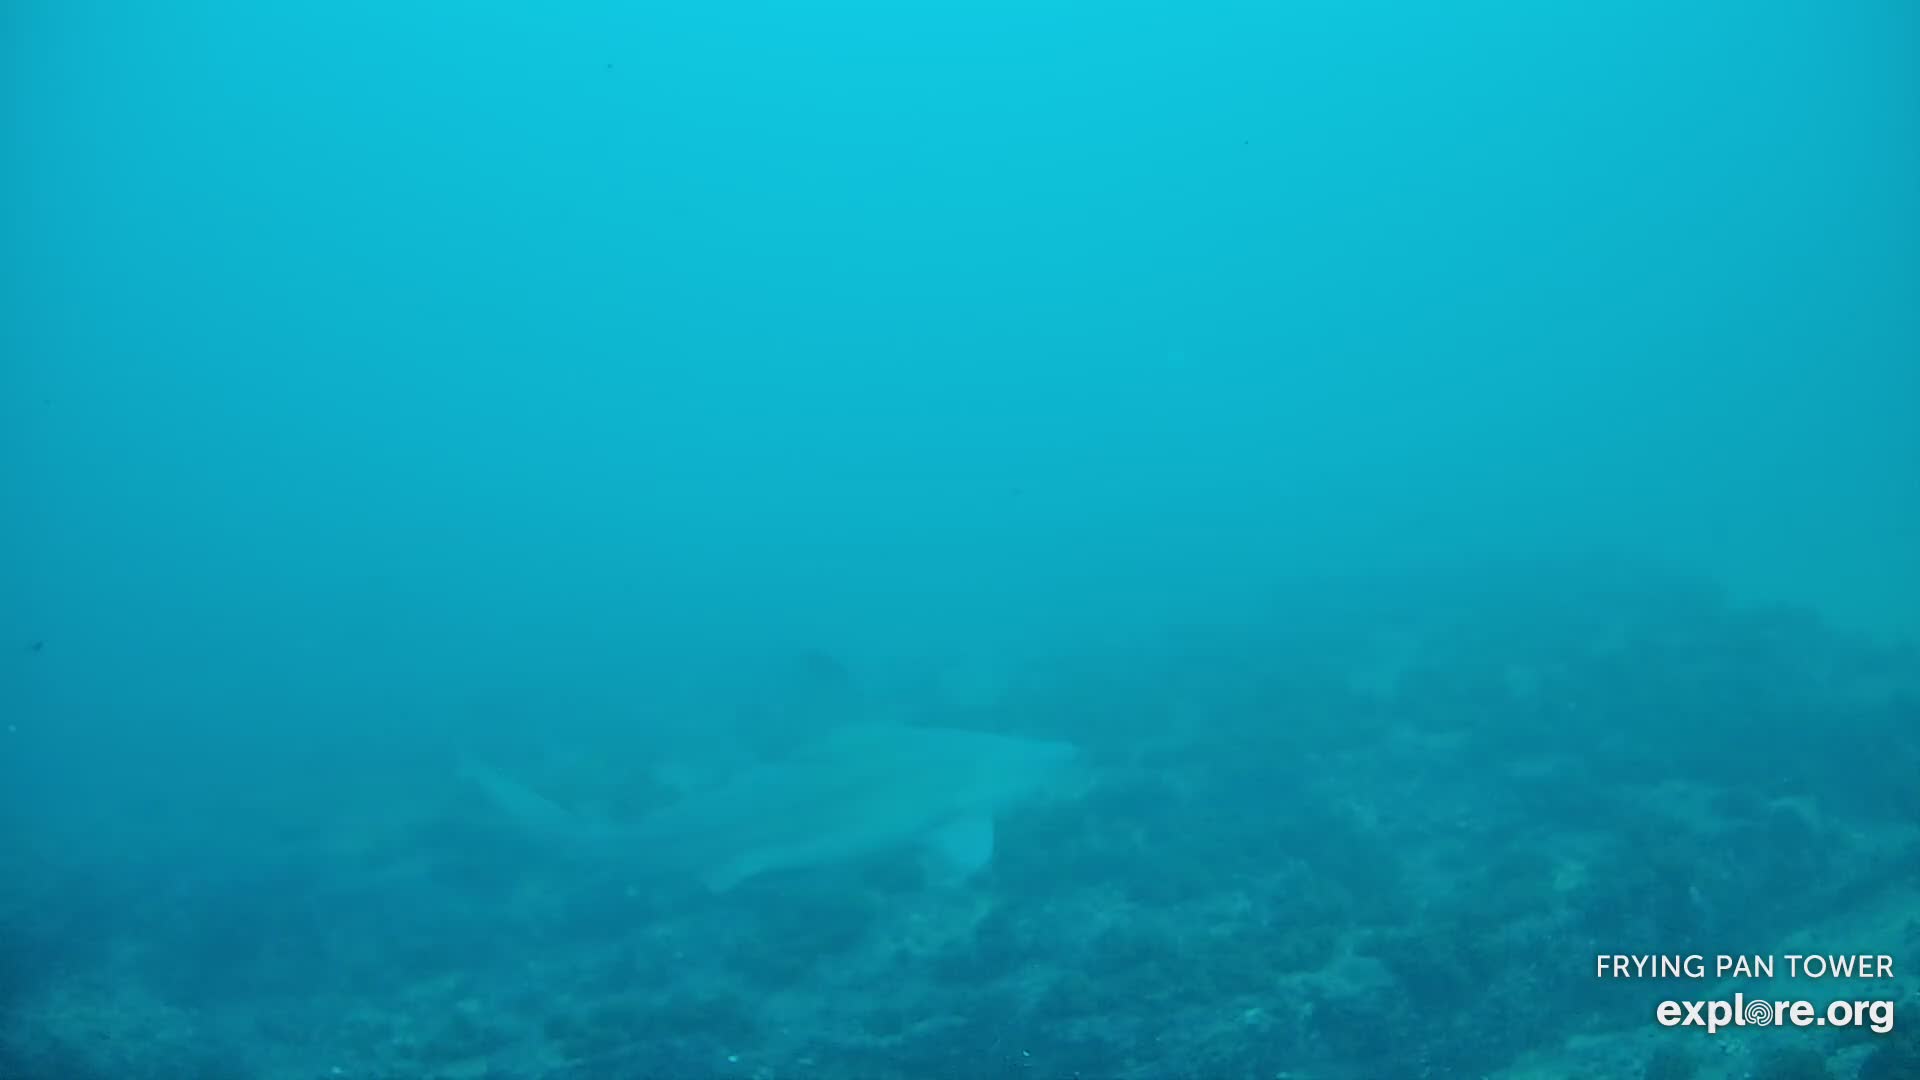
xmin=3 ymin=1 xmax=1917 ymax=1078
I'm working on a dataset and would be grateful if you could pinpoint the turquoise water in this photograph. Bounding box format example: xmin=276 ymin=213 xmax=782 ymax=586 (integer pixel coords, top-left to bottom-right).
xmin=4 ymin=3 xmax=1916 ymax=1078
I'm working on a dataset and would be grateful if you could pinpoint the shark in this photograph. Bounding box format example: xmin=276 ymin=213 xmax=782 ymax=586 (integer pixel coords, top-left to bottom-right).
xmin=459 ymin=724 xmax=1083 ymax=893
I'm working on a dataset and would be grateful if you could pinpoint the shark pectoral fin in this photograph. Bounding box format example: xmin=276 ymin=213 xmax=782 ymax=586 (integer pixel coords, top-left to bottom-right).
xmin=923 ymin=814 xmax=996 ymax=885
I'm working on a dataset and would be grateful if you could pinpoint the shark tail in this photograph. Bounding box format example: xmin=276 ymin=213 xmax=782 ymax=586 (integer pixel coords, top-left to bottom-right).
xmin=455 ymin=752 xmax=594 ymax=849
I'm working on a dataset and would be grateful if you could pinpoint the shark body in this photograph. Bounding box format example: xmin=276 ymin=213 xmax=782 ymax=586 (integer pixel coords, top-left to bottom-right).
xmin=462 ymin=724 xmax=1081 ymax=892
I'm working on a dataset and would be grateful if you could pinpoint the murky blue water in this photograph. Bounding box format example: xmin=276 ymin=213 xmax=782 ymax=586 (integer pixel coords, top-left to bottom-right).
xmin=5 ymin=3 xmax=1915 ymax=1077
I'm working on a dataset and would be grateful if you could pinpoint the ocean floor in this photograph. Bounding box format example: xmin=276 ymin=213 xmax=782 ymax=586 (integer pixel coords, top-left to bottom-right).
xmin=3 ymin=563 xmax=1917 ymax=1079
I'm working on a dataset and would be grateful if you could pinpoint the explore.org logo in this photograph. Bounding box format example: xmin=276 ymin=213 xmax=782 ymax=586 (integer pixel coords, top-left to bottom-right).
xmin=1595 ymin=954 xmax=1899 ymax=1036
xmin=1655 ymin=993 xmax=1895 ymax=1035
